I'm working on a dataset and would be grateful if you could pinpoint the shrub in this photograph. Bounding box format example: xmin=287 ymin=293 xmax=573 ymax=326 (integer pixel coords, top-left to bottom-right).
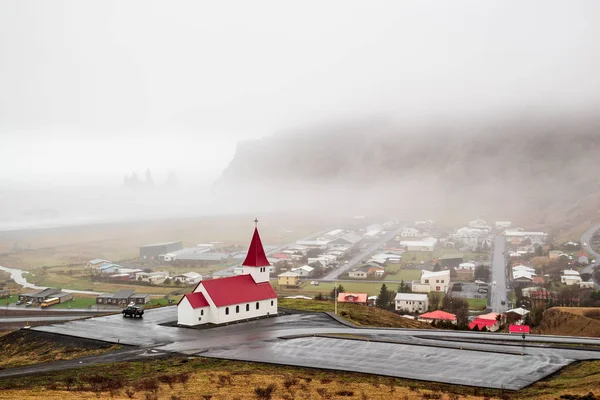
xmin=217 ymin=373 xmax=232 ymax=387
xmin=320 ymin=378 xmax=333 ymax=384
xmin=170 ymin=396 xmax=181 ymax=400
xmin=422 ymin=393 xmax=442 ymax=399
xmin=144 ymin=392 xmax=158 ymax=400
xmin=177 ymin=372 xmax=191 ymax=386
xmin=136 ymin=377 xmax=160 ymax=392
xmin=336 ymin=390 xmax=354 ymax=396
xmin=316 ymin=387 xmax=329 ymax=399
xmin=283 ymin=376 xmax=299 ymax=389
xmin=201 ymin=395 xmax=213 ymax=400
xmin=254 ymin=383 xmax=277 ymax=400
xmin=158 ymin=374 xmax=178 ymax=388
xmin=125 ymin=388 xmax=136 ymax=399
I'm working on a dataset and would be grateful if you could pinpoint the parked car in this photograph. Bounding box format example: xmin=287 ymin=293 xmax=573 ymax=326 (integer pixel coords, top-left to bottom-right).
xmin=16 ymin=300 xmax=22 ymax=305
xmin=122 ymin=306 xmax=144 ymax=318
xmin=478 ymin=288 xmax=488 ymax=294
xmin=25 ymin=301 xmax=33 ymax=307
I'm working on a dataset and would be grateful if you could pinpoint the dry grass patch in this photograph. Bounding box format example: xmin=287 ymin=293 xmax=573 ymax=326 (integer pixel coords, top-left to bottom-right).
xmin=0 ymin=330 xmax=119 ymax=370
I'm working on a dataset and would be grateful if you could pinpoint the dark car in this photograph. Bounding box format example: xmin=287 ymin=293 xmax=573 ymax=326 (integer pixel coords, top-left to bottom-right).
xmin=122 ymin=306 xmax=144 ymax=318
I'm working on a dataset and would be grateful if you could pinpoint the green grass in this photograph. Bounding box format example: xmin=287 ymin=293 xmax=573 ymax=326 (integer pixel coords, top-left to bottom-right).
xmin=52 ymin=297 xmax=97 ymax=309
xmin=401 ymin=251 xmax=433 ymax=264
xmin=273 ymin=281 xmax=392 ymax=296
xmin=383 ymin=268 xmax=420 ymax=282
xmin=465 ymin=297 xmax=488 ymax=311
xmin=0 ymin=295 xmax=19 ymax=305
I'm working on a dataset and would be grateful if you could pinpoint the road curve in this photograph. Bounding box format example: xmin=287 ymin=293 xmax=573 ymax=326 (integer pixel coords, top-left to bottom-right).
xmin=580 ymin=223 xmax=600 ymax=288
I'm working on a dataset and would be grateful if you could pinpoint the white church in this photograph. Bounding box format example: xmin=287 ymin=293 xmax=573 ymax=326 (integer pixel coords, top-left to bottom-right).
xmin=177 ymin=222 xmax=278 ymax=326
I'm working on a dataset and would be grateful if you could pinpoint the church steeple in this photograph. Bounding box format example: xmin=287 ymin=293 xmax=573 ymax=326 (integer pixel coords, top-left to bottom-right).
xmin=242 ymin=219 xmax=270 ymax=283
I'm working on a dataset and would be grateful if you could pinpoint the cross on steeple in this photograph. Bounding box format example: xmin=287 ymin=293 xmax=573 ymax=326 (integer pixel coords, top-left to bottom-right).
xmin=254 ymin=218 xmax=259 ymax=227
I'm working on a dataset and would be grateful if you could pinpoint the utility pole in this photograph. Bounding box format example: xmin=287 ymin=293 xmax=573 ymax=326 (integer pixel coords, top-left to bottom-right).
xmin=334 ymin=280 xmax=338 ymax=315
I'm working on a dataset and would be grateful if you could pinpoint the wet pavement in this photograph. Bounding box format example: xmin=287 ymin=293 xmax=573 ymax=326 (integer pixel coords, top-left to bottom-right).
xmin=30 ymin=306 xmax=600 ymax=390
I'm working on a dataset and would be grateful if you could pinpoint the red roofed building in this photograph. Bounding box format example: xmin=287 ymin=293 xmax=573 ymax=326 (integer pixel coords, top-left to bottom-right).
xmin=177 ymin=222 xmax=278 ymax=326
xmin=469 ymin=318 xmax=500 ymax=332
xmin=337 ymin=292 xmax=368 ymax=304
xmin=419 ymin=310 xmax=457 ymax=323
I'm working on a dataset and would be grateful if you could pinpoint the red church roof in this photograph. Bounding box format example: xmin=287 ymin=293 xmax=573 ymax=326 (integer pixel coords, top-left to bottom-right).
xmin=419 ymin=310 xmax=457 ymax=321
xmin=242 ymin=228 xmax=270 ymax=267
xmin=201 ymin=274 xmax=277 ymax=307
xmin=182 ymin=292 xmax=209 ymax=309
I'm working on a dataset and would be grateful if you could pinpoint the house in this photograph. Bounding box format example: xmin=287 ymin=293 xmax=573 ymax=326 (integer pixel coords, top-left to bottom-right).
xmin=399 ymin=228 xmax=421 ymax=238
xmin=458 ymin=262 xmax=476 ymax=270
xmin=495 ymin=221 xmax=512 ymax=230
xmin=19 ymin=288 xmax=62 ymax=304
xmin=291 ymin=265 xmax=314 ymax=277
xmin=348 ymin=267 xmax=369 ymax=279
xmin=439 ymin=256 xmax=464 ymax=269
xmin=172 ymin=272 xmax=202 ymax=285
xmin=469 ymin=318 xmax=500 ymax=332
xmin=468 ymin=219 xmax=491 ymax=230
xmin=96 ymin=290 xmax=149 ymax=306
xmin=454 ymin=267 xmax=474 ymax=282
xmin=412 ymin=269 xmax=450 ymax=293
xmin=561 ymin=269 xmax=582 ymax=286
xmin=177 ymin=224 xmax=278 ymax=326
xmin=368 ymin=265 xmax=385 ymax=277
xmin=395 ymin=293 xmax=428 ymax=313
xmin=513 ymin=270 xmax=535 ymax=282
xmin=324 ymin=229 xmax=345 ymax=238
xmin=578 ymin=253 xmax=590 ymax=265
xmin=419 ymin=310 xmax=457 ymax=324
xmin=135 ymin=271 xmax=169 ymax=285
xmin=327 ymin=233 xmax=362 ymax=249
xmin=580 ymin=280 xmax=595 ymax=289
xmin=87 ymin=259 xmax=111 ymax=268
xmin=278 ymin=271 xmax=300 ymax=287
xmin=337 ymin=292 xmax=368 ymax=305
xmin=161 ymin=246 xmax=216 ymax=262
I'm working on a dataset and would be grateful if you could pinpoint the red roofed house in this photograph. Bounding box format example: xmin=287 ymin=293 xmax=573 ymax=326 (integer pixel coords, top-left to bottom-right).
xmin=419 ymin=310 xmax=457 ymax=324
xmin=177 ymin=223 xmax=278 ymax=326
xmin=469 ymin=318 xmax=500 ymax=332
xmin=337 ymin=292 xmax=368 ymax=304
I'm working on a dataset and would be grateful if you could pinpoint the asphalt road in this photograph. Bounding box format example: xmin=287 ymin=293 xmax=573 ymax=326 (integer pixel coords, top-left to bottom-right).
xmin=580 ymin=223 xmax=600 ymax=289
xmin=24 ymin=305 xmax=600 ymax=390
xmin=490 ymin=235 xmax=509 ymax=313
xmin=321 ymin=225 xmax=405 ymax=281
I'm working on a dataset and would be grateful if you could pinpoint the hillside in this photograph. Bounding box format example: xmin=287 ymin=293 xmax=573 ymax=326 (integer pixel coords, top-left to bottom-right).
xmin=535 ymin=307 xmax=600 ymax=338
xmin=215 ymin=114 xmax=600 ymax=229
xmin=278 ymin=298 xmax=432 ymax=329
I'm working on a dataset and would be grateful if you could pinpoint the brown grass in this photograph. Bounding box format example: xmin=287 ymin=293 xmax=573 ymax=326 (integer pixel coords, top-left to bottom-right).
xmin=278 ymin=298 xmax=432 ymax=329
xmin=534 ymin=307 xmax=600 ymax=337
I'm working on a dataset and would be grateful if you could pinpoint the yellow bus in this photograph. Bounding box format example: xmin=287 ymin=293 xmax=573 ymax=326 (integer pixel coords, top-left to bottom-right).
xmin=41 ymin=297 xmax=60 ymax=308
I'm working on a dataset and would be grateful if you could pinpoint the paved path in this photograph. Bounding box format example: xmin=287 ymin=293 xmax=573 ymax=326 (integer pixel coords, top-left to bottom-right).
xmin=321 ymin=225 xmax=405 ymax=281
xmin=490 ymin=235 xmax=509 ymax=312
xmin=22 ymin=306 xmax=600 ymax=390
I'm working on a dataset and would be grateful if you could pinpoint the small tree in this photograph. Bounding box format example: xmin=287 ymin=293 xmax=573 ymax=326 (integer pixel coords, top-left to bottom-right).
xmin=432 ymin=263 xmax=441 ymax=272
xmin=330 ymin=284 xmax=345 ymax=299
xmin=376 ymin=284 xmax=393 ymax=310
xmin=397 ymin=280 xmax=412 ymax=293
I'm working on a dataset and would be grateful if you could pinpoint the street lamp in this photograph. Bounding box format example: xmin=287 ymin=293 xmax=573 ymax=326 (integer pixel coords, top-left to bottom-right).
xmin=334 ymin=280 xmax=338 ymax=315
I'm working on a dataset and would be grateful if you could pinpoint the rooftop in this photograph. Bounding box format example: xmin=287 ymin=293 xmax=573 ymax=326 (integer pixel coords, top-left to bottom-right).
xmin=201 ymin=274 xmax=277 ymax=307
xmin=395 ymin=293 xmax=428 ymax=301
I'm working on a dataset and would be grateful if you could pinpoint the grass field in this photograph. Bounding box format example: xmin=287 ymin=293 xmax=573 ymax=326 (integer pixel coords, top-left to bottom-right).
xmin=52 ymin=297 xmax=97 ymax=309
xmin=0 ymin=213 xmax=333 ymax=270
xmin=401 ymin=251 xmax=433 ymax=264
xmin=0 ymin=350 xmax=598 ymax=399
xmin=466 ymin=298 xmax=488 ymax=311
xmin=273 ymin=280 xmax=394 ymax=297
xmin=383 ymin=267 xmax=420 ymax=282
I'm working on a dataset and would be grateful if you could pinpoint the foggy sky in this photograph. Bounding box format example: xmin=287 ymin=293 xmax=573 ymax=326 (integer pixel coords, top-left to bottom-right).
xmin=1 ymin=1 xmax=600 ymax=184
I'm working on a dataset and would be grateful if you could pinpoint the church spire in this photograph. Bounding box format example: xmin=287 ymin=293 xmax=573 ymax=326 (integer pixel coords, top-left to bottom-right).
xmin=242 ymin=220 xmax=270 ymax=267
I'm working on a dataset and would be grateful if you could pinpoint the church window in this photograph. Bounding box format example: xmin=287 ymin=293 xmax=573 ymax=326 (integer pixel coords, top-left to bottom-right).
xmin=201 ymin=310 xmax=204 ymax=316
xmin=256 ymin=302 xmax=260 ymax=310
xmin=246 ymin=304 xmax=250 ymax=311
xmin=225 ymin=307 xmax=229 ymax=315
xmin=271 ymin=300 xmax=274 ymax=306
xmin=236 ymin=305 xmax=240 ymax=313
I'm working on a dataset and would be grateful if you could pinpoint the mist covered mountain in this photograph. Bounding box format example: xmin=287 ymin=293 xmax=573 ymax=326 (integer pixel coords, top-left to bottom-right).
xmin=215 ymin=114 xmax=600 ymax=228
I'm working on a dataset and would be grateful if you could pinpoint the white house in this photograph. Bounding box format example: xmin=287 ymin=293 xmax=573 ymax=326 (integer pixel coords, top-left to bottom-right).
xmin=411 ymin=270 xmax=450 ymax=293
xmin=177 ymin=225 xmax=278 ymax=326
xmin=561 ymin=269 xmax=582 ymax=286
xmin=135 ymin=271 xmax=169 ymax=285
xmin=327 ymin=233 xmax=362 ymax=249
xmin=495 ymin=221 xmax=512 ymax=230
xmin=400 ymin=240 xmax=434 ymax=252
xmin=580 ymin=280 xmax=595 ymax=289
xmin=291 ymin=265 xmax=314 ymax=277
xmin=348 ymin=268 xmax=369 ymax=279
xmin=172 ymin=272 xmax=202 ymax=285
xmin=399 ymin=228 xmax=421 ymax=238
xmin=395 ymin=293 xmax=429 ymax=313
xmin=468 ymin=219 xmax=491 ymax=230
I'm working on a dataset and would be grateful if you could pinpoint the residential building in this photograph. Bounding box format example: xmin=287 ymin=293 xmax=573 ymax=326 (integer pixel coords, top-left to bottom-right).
xmin=400 ymin=240 xmax=435 ymax=252
xmin=278 ymin=271 xmax=300 ymax=287
xmin=161 ymin=246 xmax=214 ymax=262
xmin=412 ymin=270 xmax=450 ymax=293
xmin=469 ymin=318 xmax=500 ymax=332
xmin=348 ymin=268 xmax=369 ymax=279
xmin=395 ymin=293 xmax=428 ymax=313
xmin=580 ymin=280 xmax=595 ymax=289
xmin=548 ymin=250 xmax=564 ymax=259
xmin=327 ymin=233 xmax=362 ymax=249
xmin=172 ymin=272 xmax=202 ymax=285
xmin=337 ymin=293 xmax=368 ymax=305
xmin=291 ymin=265 xmax=314 ymax=277
xmin=177 ymin=225 xmax=278 ymax=326
xmin=139 ymin=241 xmax=183 ymax=260
xmin=578 ymin=253 xmax=590 ymax=265
xmin=419 ymin=310 xmax=457 ymax=324
xmin=561 ymin=269 xmax=582 ymax=286
xmin=495 ymin=221 xmax=512 ymax=230
xmin=399 ymin=228 xmax=421 ymax=238
xmin=468 ymin=219 xmax=491 ymax=230
xmin=19 ymin=288 xmax=72 ymax=304
xmin=96 ymin=289 xmax=137 ymax=306
xmin=135 ymin=271 xmax=169 ymax=285
xmin=454 ymin=267 xmax=474 ymax=282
